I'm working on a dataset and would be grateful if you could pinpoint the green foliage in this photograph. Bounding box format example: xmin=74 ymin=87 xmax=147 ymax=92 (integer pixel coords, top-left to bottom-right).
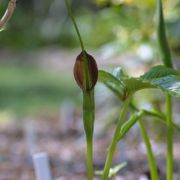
xmin=140 ymin=66 xmax=180 ymax=96
xmin=98 ymin=65 xmax=180 ymax=98
xmin=117 ymin=107 xmax=180 ymax=141
xmin=118 ymin=111 xmax=143 ymax=140
xmin=0 ymin=0 xmax=179 ymax=51
xmin=98 ymin=70 xmax=125 ymax=99
xmin=123 ymin=78 xmax=154 ymax=93
xmin=65 ymin=0 xmax=180 ymax=179
xmin=118 ymin=107 xmax=180 ymax=142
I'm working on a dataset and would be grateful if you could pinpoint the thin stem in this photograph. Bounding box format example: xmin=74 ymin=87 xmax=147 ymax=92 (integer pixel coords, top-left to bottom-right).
xmin=83 ymin=91 xmax=95 ymax=180
xmin=64 ymin=0 xmax=85 ymax=51
xmin=102 ymin=95 xmax=132 ymax=180
xmin=156 ymin=0 xmax=174 ymax=178
xmin=157 ymin=0 xmax=172 ymax=68
xmin=138 ymin=119 xmax=159 ymax=180
xmin=65 ymin=1 xmax=96 ymax=179
xmin=166 ymin=94 xmax=173 ymax=180
xmin=64 ymin=0 xmax=92 ymax=90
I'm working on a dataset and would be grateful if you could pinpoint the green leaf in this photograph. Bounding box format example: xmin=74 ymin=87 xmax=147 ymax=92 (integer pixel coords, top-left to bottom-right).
xmin=140 ymin=65 xmax=180 ymax=79
xmin=123 ymin=77 xmax=154 ymax=92
xmin=98 ymin=70 xmax=125 ymax=99
xmin=123 ymin=66 xmax=180 ymax=97
xmin=95 ymin=162 xmax=127 ymax=178
xmin=98 ymin=68 xmax=154 ymax=98
xmin=156 ymin=0 xmax=172 ymax=67
xmin=112 ymin=67 xmax=128 ymax=81
xmin=98 ymin=66 xmax=180 ymax=98
xmin=140 ymin=66 xmax=180 ymax=97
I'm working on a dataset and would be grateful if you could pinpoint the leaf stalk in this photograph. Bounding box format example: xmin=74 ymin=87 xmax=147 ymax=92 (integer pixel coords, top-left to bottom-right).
xmin=102 ymin=95 xmax=132 ymax=180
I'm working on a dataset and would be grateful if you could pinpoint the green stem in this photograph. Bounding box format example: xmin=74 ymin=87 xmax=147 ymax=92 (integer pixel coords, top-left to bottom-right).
xmin=83 ymin=91 xmax=95 ymax=180
xmin=64 ymin=0 xmax=92 ymax=90
xmin=157 ymin=0 xmax=172 ymax=68
xmin=87 ymin=137 xmax=93 ymax=180
xmin=102 ymin=95 xmax=132 ymax=180
xmin=166 ymin=94 xmax=173 ymax=180
xmin=138 ymin=119 xmax=159 ymax=180
xmin=64 ymin=0 xmax=85 ymax=51
xmin=65 ymin=1 xmax=95 ymax=179
xmin=156 ymin=0 xmax=174 ymax=179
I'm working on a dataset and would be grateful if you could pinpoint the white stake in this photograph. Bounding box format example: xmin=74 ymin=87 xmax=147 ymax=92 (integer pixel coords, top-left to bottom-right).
xmin=33 ymin=152 xmax=52 ymax=180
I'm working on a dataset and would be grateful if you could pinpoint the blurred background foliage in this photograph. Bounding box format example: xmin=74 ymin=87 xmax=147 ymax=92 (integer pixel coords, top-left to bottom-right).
xmin=0 ymin=65 xmax=78 ymax=116
xmin=0 ymin=0 xmax=179 ymax=50
xmin=0 ymin=0 xmax=179 ymax=116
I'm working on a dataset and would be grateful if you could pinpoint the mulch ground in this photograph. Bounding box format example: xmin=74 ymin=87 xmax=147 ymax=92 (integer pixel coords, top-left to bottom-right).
xmin=0 ymin=114 xmax=180 ymax=180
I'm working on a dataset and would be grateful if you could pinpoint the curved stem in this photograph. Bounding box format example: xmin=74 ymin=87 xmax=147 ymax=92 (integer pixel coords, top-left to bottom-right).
xmin=102 ymin=95 xmax=132 ymax=180
xmin=166 ymin=94 xmax=173 ymax=180
xmin=138 ymin=119 xmax=159 ymax=180
xmin=64 ymin=0 xmax=92 ymax=91
xmin=0 ymin=0 xmax=16 ymax=29
xmin=64 ymin=0 xmax=85 ymax=51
